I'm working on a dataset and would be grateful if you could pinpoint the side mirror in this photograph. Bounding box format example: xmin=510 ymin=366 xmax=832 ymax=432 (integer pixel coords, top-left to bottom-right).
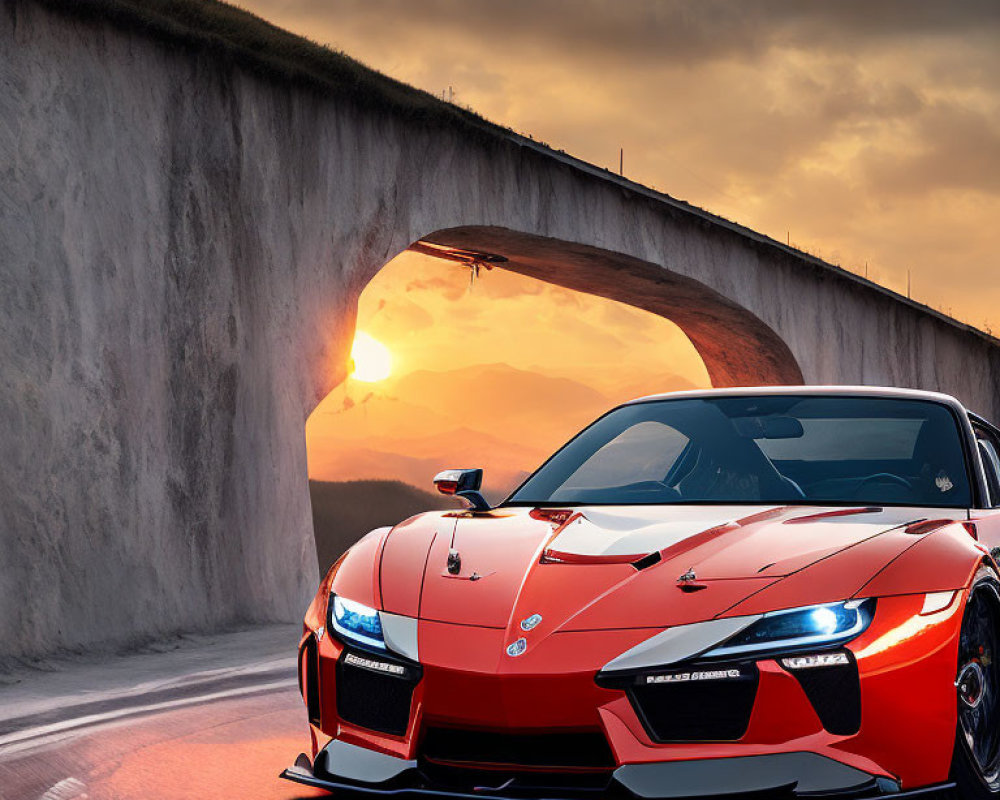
xmin=433 ymin=469 xmax=491 ymax=512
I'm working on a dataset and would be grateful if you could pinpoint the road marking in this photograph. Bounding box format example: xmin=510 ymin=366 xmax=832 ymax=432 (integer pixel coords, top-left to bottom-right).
xmin=0 ymin=678 xmax=297 ymax=757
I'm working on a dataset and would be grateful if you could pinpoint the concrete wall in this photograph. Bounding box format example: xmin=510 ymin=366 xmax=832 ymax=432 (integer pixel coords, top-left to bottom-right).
xmin=2 ymin=0 xmax=999 ymax=661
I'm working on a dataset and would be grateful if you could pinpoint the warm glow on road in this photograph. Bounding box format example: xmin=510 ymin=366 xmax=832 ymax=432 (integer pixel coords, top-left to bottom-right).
xmin=0 ymin=689 xmax=327 ymax=800
xmin=350 ymin=330 xmax=392 ymax=382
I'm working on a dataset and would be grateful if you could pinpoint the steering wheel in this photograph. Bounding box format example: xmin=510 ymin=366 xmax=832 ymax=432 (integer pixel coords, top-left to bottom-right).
xmin=855 ymin=472 xmax=912 ymax=491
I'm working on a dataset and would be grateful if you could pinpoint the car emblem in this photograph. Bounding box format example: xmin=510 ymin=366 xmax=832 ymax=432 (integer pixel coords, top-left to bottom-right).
xmin=520 ymin=613 xmax=542 ymax=631
xmin=506 ymin=637 xmax=527 ymax=657
xmin=447 ymin=548 xmax=462 ymax=575
xmin=676 ymin=567 xmax=707 ymax=593
xmin=678 ymin=567 xmax=697 ymax=583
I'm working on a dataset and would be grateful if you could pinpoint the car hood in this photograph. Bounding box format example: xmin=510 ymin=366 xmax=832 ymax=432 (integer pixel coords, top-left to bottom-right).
xmin=378 ymin=504 xmax=963 ymax=633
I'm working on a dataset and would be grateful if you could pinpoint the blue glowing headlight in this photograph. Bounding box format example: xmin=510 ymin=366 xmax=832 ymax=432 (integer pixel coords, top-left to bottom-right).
xmin=329 ymin=595 xmax=385 ymax=650
xmin=705 ymin=598 xmax=875 ymax=658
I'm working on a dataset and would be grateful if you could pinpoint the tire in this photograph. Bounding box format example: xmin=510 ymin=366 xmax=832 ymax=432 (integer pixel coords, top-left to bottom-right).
xmin=952 ymin=567 xmax=1000 ymax=798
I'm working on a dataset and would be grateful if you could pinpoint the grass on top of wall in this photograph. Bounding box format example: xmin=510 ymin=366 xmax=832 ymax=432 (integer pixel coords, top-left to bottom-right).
xmin=28 ymin=0 xmax=514 ymax=144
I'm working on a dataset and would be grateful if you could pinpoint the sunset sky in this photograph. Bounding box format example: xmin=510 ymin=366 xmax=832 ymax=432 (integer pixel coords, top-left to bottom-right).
xmin=251 ymin=0 xmax=1000 ymax=493
xmin=347 ymin=252 xmax=708 ymax=390
xmin=305 ymin=253 xmax=708 ymax=495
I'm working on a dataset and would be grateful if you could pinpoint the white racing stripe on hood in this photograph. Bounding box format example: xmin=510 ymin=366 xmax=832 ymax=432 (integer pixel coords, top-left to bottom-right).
xmin=380 ymin=611 xmax=419 ymax=662
xmin=549 ymin=506 xmax=778 ymax=557
xmin=602 ymin=615 xmax=762 ymax=672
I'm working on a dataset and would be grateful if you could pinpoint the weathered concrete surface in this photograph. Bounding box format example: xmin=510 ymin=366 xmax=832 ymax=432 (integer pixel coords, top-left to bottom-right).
xmin=2 ymin=0 xmax=1000 ymax=661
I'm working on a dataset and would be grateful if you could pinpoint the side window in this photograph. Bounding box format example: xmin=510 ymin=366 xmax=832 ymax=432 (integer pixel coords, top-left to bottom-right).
xmin=974 ymin=425 xmax=1000 ymax=507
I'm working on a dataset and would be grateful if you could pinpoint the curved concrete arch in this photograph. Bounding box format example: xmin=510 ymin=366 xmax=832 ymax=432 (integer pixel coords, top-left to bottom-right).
xmin=415 ymin=227 xmax=803 ymax=388
xmin=3 ymin=2 xmax=1000 ymax=661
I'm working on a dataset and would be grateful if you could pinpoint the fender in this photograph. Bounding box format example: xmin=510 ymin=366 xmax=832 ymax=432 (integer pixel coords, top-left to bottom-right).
xmin=858 ymin=523 xmax=989 ymax=598
xmin=328 ymin=526 xmax=392 ymax=613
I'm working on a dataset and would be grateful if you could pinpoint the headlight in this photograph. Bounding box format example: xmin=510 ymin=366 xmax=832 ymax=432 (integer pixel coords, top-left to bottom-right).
xmin=704 ymin=599 xmax=875 ymax=659
xmin=329 ymin=594 xmax=385 ymax=650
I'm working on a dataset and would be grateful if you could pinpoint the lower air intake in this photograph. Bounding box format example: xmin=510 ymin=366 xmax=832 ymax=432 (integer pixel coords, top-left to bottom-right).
xmin=336 ymin=649 xmax=420 ymax=736
xmin=785 ymin=651 xmax=862 ymax=735
xmin=628 ymin=662 xmax=759 ymax=742
xmin=299 ymin=635 xmax=321 ymax=726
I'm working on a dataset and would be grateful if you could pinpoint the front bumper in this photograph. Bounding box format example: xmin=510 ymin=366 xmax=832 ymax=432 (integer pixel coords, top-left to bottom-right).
xmin=281 ymin=741 xmax=956 ymax=799
xmin=293 ymin=593 xmax=967 ymax=795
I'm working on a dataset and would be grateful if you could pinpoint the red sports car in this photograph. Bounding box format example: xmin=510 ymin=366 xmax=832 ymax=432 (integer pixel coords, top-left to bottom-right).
xmin=283 ymin=387 xmax=1000 ymax=798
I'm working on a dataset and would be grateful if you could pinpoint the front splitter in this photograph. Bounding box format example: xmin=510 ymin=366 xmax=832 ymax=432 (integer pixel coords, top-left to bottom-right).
xmin=280 ymin=747 xmax=958 ymax=799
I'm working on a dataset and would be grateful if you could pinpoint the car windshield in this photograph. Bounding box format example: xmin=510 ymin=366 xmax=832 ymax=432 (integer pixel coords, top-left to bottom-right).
xmin=507 ymin=396 xmax=972 ymax=508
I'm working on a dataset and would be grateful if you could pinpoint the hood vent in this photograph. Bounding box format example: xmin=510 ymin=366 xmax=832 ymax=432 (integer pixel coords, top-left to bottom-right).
xmin=632 ymin=552 xmax=661 ymax=571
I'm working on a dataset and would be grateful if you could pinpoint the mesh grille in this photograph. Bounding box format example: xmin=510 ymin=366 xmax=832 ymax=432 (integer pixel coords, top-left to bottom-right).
xmin=627 ymin=662 xmax=759 ymax=742
xmin=336 ymin=650 xmax=419 ymax=736
xmin=786 ymin=653 xmax=861 ymax=735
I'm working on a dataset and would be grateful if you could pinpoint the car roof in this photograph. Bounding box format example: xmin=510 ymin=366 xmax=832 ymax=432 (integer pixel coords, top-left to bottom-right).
xmin=626 ymin=385 xmax=967 ymax=410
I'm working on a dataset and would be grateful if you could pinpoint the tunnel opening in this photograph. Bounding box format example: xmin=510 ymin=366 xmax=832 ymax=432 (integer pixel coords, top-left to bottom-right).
xmin=303 ymin=227 xmax=802 ymax=574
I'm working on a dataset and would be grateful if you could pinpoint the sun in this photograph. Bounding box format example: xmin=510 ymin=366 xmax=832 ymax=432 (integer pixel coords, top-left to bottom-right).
xmin=349 ymin=330 xmax=392 ymax=382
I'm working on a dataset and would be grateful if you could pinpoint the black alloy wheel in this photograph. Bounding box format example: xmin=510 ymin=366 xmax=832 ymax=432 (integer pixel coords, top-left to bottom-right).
xmin=953 ymin=568 xmax=1000 ymax=798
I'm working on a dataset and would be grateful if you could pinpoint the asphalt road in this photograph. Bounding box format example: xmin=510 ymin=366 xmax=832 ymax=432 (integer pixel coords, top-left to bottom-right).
xmin=0 ymin=684 xmax=326 ymax=800
xmin=0 ymin=625 xmax=325 ymax=800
